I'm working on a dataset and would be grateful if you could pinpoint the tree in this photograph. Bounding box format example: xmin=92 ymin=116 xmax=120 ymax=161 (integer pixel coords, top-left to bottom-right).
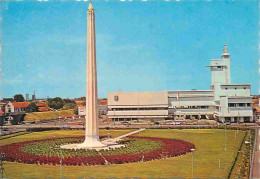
xmin=27 ymin=103 xmax=39 ymax=112
xmin=48 ymin=97 xmax=65 ymax=109
xmin=63 ymin=99 xmax=76 ymax=104
xmin=63 ymin=103 xmax=76 ymax=110
xmin=14 ymin=94 xmax=25 ymax=102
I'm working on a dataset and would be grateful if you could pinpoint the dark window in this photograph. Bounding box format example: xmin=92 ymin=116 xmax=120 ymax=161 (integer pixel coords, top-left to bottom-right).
xmin=247 ymin=103 xmax=251 ymax=107
xmin=234 ymin=88 xmax=237 ymax=90
xmin=225 ymin=88 xmax=228 ymax=90
xmin=239 ymin=103 xmax=245 ymax=107
xmin=244 ymin=87 xmax=246 ymax=89
xmin=228 ymin=103 xmax=236 ymax=107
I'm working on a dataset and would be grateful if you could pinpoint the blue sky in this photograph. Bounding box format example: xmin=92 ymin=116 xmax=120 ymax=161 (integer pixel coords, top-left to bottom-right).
xmin=1 ymin=0 xmax=259 ymax=99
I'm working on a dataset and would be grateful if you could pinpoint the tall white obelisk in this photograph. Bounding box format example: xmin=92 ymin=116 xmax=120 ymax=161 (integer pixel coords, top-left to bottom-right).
xmin=78 ymin=1 xmax=106 ymax=148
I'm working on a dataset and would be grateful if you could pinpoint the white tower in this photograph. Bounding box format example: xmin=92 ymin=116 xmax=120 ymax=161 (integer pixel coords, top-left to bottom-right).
xmin=220 ymin=43 xmax=231 ymax=84
xmin=78 ymin=1 xmax=106 ymax=148
xmin=207 ymin=43 xmax=231 ymax=90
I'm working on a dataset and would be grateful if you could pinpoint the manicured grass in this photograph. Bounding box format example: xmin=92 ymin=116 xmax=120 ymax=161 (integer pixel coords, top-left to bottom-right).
xmin=24 ymin=110 xmax=74 ymax=121
xmin=20 ymin=137 xmax=162 ymax=157
xmin=1 ymin=129 xmax=245 ymax=178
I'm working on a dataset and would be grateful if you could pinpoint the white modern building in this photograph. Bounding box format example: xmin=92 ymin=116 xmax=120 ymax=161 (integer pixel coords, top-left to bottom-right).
xmin=107 ymin=44 xmax=253 ymax=123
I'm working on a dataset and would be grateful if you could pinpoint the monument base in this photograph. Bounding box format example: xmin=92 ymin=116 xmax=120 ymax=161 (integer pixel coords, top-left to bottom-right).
xmin=61 ymin=136 xmax=125 ymax=150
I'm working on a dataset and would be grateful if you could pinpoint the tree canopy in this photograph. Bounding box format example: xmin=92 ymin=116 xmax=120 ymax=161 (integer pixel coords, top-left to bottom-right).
xmin=14 ymin=94 xmax=25 ymax=102
xmin=27 ymin=103 xmax=39 ymax=112
xmin=63 ymin=103 xmax=76 ymax=110
xmin=48 ymin=97 xmax=65 ymax=109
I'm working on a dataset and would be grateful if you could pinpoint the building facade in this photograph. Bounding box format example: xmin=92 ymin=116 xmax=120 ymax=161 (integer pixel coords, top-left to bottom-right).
xmin=107 ymin=44 xmax=253 ymax=123
xmin=107 ymin=91 xmax=168 ymax=121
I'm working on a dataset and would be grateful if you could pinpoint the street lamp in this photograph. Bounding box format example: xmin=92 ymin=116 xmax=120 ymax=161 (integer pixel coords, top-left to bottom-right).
xmin=224 ymin=124 xmax=227 ymax=151
xmin=245 ymin=139 xmax=251 ymax=170
xmin=190 ymin=148 xmax=195 ymax=178
xmin=50 ymin=147 xmax=62 ymax=179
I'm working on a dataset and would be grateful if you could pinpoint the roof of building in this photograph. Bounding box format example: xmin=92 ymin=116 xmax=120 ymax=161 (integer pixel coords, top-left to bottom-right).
xmin=0 ymin=103 xmax=7 ymax=106
xmin=253 ymin=98 xmax=259 ymax=105
xmin=99 ymin=100 xmax=107 ymax=105
xmin=220 ymin=84 xmax=251 ymax=86
xmin=254 ymin=107 xmax=260 ymax=112
xmin=75 ymin=101 xmax=85 ymax=105
xmin=36 ymin=103 xmax=48 ymax=107
xmin=38 ymin=107 xmax=53 ymax=112
xmin=206 ymin=65 xmax=227 ymax=67
xmin=12 ymin=102 xmax=31 ymax=108
xmin=168 ymin=90 xmax=214 ymax=92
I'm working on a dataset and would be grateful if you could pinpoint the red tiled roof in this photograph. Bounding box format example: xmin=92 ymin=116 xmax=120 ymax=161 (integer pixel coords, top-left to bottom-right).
xmin=99 ymin=100 xmax=107 ymax=105
xmin=38 ymin=107 xmax=53 ymax=112
xmin=12 ymin=102 xmax=31 ymax=108
xmin=75 ymin=101 xmax=85 ymax=105
xmin=253 ymin=99 xmax=259 ymax=105
xmin=36 ymin=103 xmax=48 ymax=107
xmin=254 ymin=107 xmax=260 ymax=112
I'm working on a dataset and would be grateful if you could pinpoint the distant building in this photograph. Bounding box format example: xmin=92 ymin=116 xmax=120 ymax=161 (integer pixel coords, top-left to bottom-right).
xmin=32 ymin=90 xmax=36 ymax=101
xmin=75 ymin=100 xmax=85 ymax=106
xmin=12 ymin=102 xmax=31 ymax=112
xmin=0 ymin=103 xmax=6 ymax=113
xmin=253 ymin=107 xmax=260 ymax=122
xmin=26 ymin=94 xmax=29 ymax=101
xmin=0 ymin=111 xmax=4 ymax=126
xmin=78 ymin=103 xmax=108 ymax=117
xmin=107 ymin=44 xmax=253 ymax=123
xmin=0 ymin=103 xmax=6 ymax=125
xmin=78 ymin=106 xmax=86 ymax=116
xmin=36 ymin=103 xmax=53 ymax=112
xmin=5 ymin=102 xmax=14 ymax=113
xmin=2 ymin=97 xmax=14 ymax=102
xmin=252 ymin=98 xmax=259 ymax=107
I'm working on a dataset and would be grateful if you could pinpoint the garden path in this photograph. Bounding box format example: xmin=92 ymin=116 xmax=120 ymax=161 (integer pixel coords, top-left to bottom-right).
xmin=102 ymin=128 xmax=146 ymax=144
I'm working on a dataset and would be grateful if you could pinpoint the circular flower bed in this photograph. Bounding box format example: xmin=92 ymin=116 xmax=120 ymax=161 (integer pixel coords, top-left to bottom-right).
xmin=0 ymin=136 xmax=195 ymax=166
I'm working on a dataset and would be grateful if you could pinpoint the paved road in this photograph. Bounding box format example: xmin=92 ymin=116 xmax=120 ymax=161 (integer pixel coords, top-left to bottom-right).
xmin=252 ymin=127 xmax=260 ymax=178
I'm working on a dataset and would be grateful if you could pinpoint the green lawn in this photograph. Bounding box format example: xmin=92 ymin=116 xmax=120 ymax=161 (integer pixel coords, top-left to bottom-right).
xmin=1 ymin=129 xmax=245 ymax=178
xmin=24 ymin=110 xmax=74 ymax=121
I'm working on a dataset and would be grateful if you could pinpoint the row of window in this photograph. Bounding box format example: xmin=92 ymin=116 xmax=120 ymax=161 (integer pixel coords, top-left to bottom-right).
xmin=211 ymin=85 xmax=248 ymax=90
xmin=110 ymin=107 xmax=167 ymax=111
xmin=228 ymin=103 xmax=251 ymax=107
xmin=224 ymin=87 xmax=247 ymax=90
xmin=173 ymin=106 xmax=209 ymax=109
xmin=213 ymin=66 xmax=223 ymax=69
